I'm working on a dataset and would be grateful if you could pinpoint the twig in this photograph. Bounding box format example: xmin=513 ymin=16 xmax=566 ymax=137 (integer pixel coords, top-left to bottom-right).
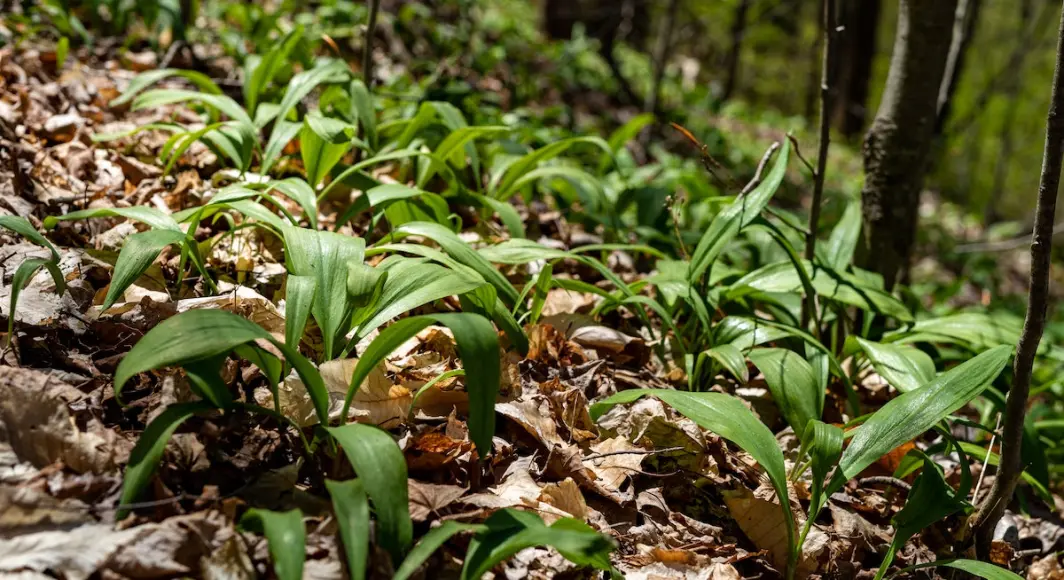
xmin=972 ymin=414 xmax=1002 ymax=503
xmin=787 ymin=135 xmax=817 ymax=180
xmin=954 ymin=221 xmax=1064 ymax=253
xmin=802 ymin=0 xmax=837 ymax=329
xmin=858 ymin=476 xmax=912 ymax=492
xmin=970 ymin=0 xmax=1064 ymax=555
xmin=740 ymin=141 xmax=781 ymax=195
xmin=584 ymin=446 xmax=686 ymax=462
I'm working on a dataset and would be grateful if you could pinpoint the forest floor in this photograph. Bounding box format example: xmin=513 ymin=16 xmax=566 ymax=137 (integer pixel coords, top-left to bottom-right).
xmin=2 ymin=32 xmax=1064 ymax=580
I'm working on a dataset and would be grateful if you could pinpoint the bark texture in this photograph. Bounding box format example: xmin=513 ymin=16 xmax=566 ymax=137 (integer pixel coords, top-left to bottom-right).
xmin=859 ymin=0 xmax=959 ymax=289
xmin=970 ymin=0 xmax=1064 ymax=553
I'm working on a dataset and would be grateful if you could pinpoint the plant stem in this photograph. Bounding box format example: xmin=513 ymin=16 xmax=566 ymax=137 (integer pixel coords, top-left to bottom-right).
xmin=969 ymin=0 xmax=1064 ymax=554
xmin=362 ymin=0 xmax=381 ymax=90
xmin=801 ymin=0 xmax=836 ymax=329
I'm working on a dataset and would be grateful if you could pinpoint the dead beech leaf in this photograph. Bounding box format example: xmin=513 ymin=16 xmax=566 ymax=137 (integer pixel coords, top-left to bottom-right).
xmin=0 ymin=366 xmax=129 ymax=473
xmin=582 ymin=437 xmax=645 ymax=503
xmin=462 ymin=458 xmax=577 ymax=523
xmin=201 ymin=536 xmax=255 ymax=580
xmin=721 ymin=483 xmax=796 ymax=572
xmin=275 ymin=358 xmax=411 ymax=428
xmin=408 ymin=480 xmax=468 ymax=522
xmin=539 ymin=478 xmax=588 ymax=521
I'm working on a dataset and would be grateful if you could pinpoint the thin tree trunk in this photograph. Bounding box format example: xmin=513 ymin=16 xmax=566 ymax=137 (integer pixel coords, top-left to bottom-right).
xmin=362 ymin=0 xmax=382 ymax=89
xmin=831 ymin=0 xmax=881 ymax=139
xmin=644 ymin=0 xmax=681 ymax=116
xmin=936 ymin=0 xmax=984 ymax=135
xmin=804 ymin=0 xmax=823 ymax=119
xmin=801 ymin=0 xmax=837 ymax=328
xmin=722 ymin=0 xmax=751 ymax=101
xmin=859 ymin=0 xmax=959 ymax=289
xmin=970 ymin=0 xmax=1064 ymax=554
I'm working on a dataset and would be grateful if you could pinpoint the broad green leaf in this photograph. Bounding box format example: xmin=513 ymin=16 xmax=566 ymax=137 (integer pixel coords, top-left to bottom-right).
xmin=327 ymin=424 xmax=412 ymax=564
xmin=43 ymin=206 xmax=180 ymax=232
xmin=394 ymin=522 xmax=484 ymax=580
xmin=113 ymin=309 xmax=330 ymax=422
xmin=261 ymin=120 xmax=302 ymax=176
xmin=341 ymin=313 xmax=499 ymax=456
xmin=688 ymin=139 xmax=789 ymax=284
xmin=461 ymin=509 xmax=616 ymax=580
xmin=326 ymin=479 xmax=370 ymax=580
xmin=728 ymin=259 xmax=913 ymax=322
xmin=282 ymin=226 xmax=366 ymax=358
xmin=823 ymin=345 xmax=1013 ymax=504
xmin=893 ymin=559 xmax=1023 ymax=580
xmin=349 ymin=80 xmax=377 ymax=149
xmin=240 ymin=509 xmax=306 ymax=580
xmin=337 ymin=184 xmax=449 ymax=229
xmin=347 ymin=262 xmax=388 ymax=310
xmin=132 ymin=89 xmax=252 ymax=126
xmin=102 ymin=229 xmax=186 ymax=310
xmin=111 ymin=69 xmax=222 ymax=107
xmin=267 ymin=178 xmax=319 ymax=228
xmin=748 ymin=348 xmax=820 ymax=439
xmin=801 ymin=420 xmax=843 ymax=513
xmin=353 ymin=258 xmax=483 ymax=337
xmin=856 ymin=338 xmax=936 ymax=393
xmin=598 ymin=112 xmax=654 ymax=172
xmin=262 ymin=60 xmax=350 ymax=172
xmin=876 ymin=458 xmax=967 ymax=580
xmin=590 ymin=389 xmax=794 ymax=564
xmin=117 ymin=401 xmax=214 ymax=518
xmin=470 ymin=194 xmax=525 ymax=238
xmin=421 ymin=125 xmax=510 ymax=187
xmin=493 ymin=136 xmax=612 ymax=198
xmin=302 ymin=113 xmax=356 ymax=188
xmin=820 ymin=201 xmax=861 ymax=271
xmin=183 ymin=355 xmax=233 ymax=409
xmin=0 ymin=215 xmax=59 ymax=260
xmin=284 ymin=275 xmax=316 ymax=350
xmin=6 ymin=257 xmax=65 ymax=348
xmin=392 ymin=222 xmax=519 ymax=306
xmin=244 ymin=26 xmax=303 ymax=114
xmin=886 ymin=312 xmax=1020 ymax=352
xmin=698 ymin=344 xmax=749 ymax=383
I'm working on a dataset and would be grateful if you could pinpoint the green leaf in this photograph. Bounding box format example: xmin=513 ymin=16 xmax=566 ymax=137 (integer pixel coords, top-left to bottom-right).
xmin=282 ymin=226 xmax=366 ymax=358
xmin=6 ymin=258 xmax=65 ymax=346
xmin=132 ymin=89 xmax=252 ymax=126
xmin=698 ymin=344 xmax=749 ymax=383
xmin=394 ymin=522 xmax=484 ymax=580
xmin=353 ymin=258 xmax=484 ymax=338
xmin=244 ymin=26 xmax=303 ymax=114
xmin=262 ymin=60 xmax=350 ymax=172
xmin=261 ymin=120 xmax=303 ymax=176
xmin=42 ymin=206 xmax=180 ymax=232
xmin=113 ymin=309 xmax=330 ymax=422
xmin=886 ymin=312 xmax=1021 ymax=352
xmin=747 ymin=348 xmax=820 ymax=440
xmin=102 ymin=229 xmax=186 ymax=310
xmin=823 ymin=345 xmax=1013 ymax=504
xmin=341 ymin=313 xmax=499 ymax=456
xmin=800 ymin=420 xmax=843 ymax=512
xmin=326 ymin=479 xmax=370 ymax=580
xmin=856 ymin=338 xmax=936 ymax=393
xmin=421 ymin=125 xmax=510 ymax=187
xmin=590 ymin=389 xmax=794 ymax=565
xmin=493 ymin=136 xmax=612 ymax=198
xmin=267 ymin=178 xmax=319 ymax=229
xmin=392 ymin=222 xmax=519 ymax=306
xmin=893 ymin=559 xmax=1023 ymax=580
xmin=820 ymin=201 xmax=861 ymax=271
xmin=118 ymin=401 xmax=214 ymax=519
xmin=0 ymin=215 xmax=59 ymax=260
xmin=728 ymin=260 xmax=913 ymax=322
xmin=349 ymin=80 xmax=377 ymax=150
xmin=284 ymin=275 xmax=316 ymax=350
xmin=111 ymin=68 xmax=222 ymax=107
xmin=240 ymin=509 xmax=306 ymax=580
xmin=461 ymin=509 xmax=616 ymax=580
xmin=326 ymin=423 xmax=412 ymax=564
xmin=599 ymin=112 xmax=653 ymax=172
xmin=688 ymin=139 xmax=789 ymax=284
xmin=302 ymin=113 xmax=356 ymax=188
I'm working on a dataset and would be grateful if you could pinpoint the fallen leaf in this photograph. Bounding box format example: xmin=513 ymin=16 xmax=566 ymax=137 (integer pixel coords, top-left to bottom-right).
xmin=408 ymin=480 xmax=468 ymax=522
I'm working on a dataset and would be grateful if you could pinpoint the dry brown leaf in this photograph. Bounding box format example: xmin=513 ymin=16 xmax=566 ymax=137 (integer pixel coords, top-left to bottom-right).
xmin=539 ymin=478 xmax=588 ymax=521
xmin=721 ymin=483 xmax=796 ymax=572
xmin=408 ymin=480 xmax=468 ymax=522
xmin=582 ymin=437 xmax=645 ymax=503
xmin=0 ymin=366 xmax=129 ymax=473
xmin=1029 ymin=554 xmax=1064 ymax=580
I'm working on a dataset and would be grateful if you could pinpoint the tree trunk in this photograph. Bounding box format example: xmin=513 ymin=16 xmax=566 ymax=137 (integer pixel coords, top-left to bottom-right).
xmin=644 ymin=0 xmax=681 ymax=116
xmin=970 ymin=0 xmax=1064 ymax=554
xmin=722 ymin=0 xmax=751 ymax=101
xmin=831 ymin=0 xmax=882 ymax=139
xmin=935 ymin=0 xmax=984 ymax=135
xmin=859 ymin=0 xmax=959 ymax=289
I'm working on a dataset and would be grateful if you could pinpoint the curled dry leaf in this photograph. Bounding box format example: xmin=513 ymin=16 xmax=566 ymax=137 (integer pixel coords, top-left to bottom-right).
xmin=407 ymin=479 xmax=468 ymax=522
xmin=582 ymin=437 xmax=646 ymax=503
xmin=0 ymin=366 xmax=129 ymax=473
xmin=463 ymin=457 xmax=587 ymax=523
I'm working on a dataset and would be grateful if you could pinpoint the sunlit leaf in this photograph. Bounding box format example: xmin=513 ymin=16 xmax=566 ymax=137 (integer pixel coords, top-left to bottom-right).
xmin=240 ymin=508 xmax=306 ymax=580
